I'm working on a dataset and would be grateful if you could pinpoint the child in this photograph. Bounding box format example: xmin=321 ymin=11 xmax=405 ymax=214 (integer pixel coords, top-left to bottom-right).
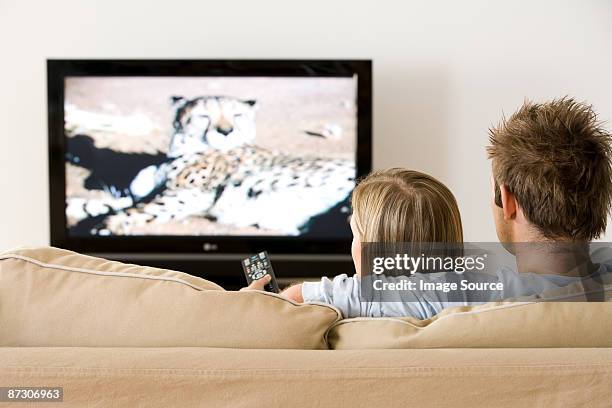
xmin=247 ymin=168 xmax=465 ymax=318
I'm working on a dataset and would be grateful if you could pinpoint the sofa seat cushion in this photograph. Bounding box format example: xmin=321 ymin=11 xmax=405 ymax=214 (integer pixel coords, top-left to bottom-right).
xmin=1 ymin=347 xmax=611 ymax=407
xmin=0 ymin=247 xmax=341 ymax=349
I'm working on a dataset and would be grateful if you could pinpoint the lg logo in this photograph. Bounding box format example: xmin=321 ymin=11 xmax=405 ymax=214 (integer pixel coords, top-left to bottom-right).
xmin=203 ymin=243 xmax=219 ymax=252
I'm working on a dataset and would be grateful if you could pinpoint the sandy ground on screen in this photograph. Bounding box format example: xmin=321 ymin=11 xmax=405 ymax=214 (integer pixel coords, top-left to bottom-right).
xmin=65 ymin=77 xmax=357 ymax=235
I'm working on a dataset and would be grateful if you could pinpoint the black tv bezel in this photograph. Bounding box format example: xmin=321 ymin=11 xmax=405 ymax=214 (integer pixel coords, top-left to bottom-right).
xmin=48 ymin=59 xmax=372 ymax=256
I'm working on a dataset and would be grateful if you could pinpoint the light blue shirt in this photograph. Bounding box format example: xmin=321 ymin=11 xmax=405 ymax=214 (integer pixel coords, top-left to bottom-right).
xmin=302 ymin=264 xmax=608 ymax=319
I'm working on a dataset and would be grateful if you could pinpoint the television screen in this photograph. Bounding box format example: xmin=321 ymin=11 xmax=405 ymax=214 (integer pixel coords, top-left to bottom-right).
xmin=63 ymin=75 xmax=358 ymax=238
xmin=49 ymin=60 xmax=371 ymax=260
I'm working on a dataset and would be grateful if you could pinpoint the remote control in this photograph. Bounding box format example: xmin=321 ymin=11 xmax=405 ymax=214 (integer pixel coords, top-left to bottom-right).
xmin=241 ymin=251 xmax=280 ymax=293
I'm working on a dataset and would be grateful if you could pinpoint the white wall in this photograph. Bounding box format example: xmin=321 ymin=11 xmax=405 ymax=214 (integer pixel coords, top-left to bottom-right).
xmin=1 ymin=0 xmax=611 ymax=250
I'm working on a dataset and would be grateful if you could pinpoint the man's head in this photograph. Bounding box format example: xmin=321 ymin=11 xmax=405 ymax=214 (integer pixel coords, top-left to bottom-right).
xmin=487 ymin=97 xmax=612 ymax=242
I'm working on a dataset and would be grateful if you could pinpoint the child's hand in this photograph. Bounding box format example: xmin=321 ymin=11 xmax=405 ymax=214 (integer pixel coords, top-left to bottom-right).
xmin=240 ymin=274 xmax=272 ymax=291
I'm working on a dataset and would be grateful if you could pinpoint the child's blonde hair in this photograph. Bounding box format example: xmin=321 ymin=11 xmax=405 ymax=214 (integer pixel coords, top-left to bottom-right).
xmin=351 ymin=168 xmax=463 ymax=243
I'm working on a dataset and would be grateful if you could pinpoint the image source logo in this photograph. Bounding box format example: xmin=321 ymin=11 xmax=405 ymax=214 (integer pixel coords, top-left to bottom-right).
xmin=370 ymin=252 xmax=487 ymax=275
xmin=362 ymin=242 xmax=488 ymax=276
xmin=359 ymin=242 xmax=610 ymax=304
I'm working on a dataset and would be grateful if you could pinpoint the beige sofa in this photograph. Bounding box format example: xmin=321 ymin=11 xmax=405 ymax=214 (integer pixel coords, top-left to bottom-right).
xmin=1 ymin=247 xmax=611 ymax=407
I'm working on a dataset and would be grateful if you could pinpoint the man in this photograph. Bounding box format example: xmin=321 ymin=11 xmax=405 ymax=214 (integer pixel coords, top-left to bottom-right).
xmin=488 ymin=97 xmax=612 ymax=274
xmin=246 ymin=97 xmax=612 ymax=318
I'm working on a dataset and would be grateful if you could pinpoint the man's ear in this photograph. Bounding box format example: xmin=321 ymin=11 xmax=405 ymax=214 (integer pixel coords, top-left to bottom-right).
xmin=499 ymin=184 xmax=518 ymax=220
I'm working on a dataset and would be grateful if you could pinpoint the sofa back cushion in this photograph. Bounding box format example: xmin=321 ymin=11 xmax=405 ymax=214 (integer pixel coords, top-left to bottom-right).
xmin=0 ymin=247 xmax=340 ymax=349
xmin=329 ymin=277 xmax=612 ymax=349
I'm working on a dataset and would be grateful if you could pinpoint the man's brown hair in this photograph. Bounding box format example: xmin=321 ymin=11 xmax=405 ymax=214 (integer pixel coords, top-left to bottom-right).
xmin=487 ymin=97 xmax=612 ymax=241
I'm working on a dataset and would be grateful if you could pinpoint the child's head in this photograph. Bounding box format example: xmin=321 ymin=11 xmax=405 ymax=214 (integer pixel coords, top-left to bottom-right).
xmin=350 ymin=168 xmax=463 ymax=272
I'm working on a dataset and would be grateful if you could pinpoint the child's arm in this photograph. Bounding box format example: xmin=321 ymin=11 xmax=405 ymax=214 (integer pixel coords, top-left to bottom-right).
xmin=243 ymin=275 xmax=359 ymax=317
xmin=280 ymin=284 xmax=304 ymax=303
xmin=300 ymin=275 xmax=361 ymax=318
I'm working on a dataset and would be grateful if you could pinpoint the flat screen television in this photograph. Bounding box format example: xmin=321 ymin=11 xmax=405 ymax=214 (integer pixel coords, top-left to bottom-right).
xmin=48 ymin=59 xmax=372 ymax=282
